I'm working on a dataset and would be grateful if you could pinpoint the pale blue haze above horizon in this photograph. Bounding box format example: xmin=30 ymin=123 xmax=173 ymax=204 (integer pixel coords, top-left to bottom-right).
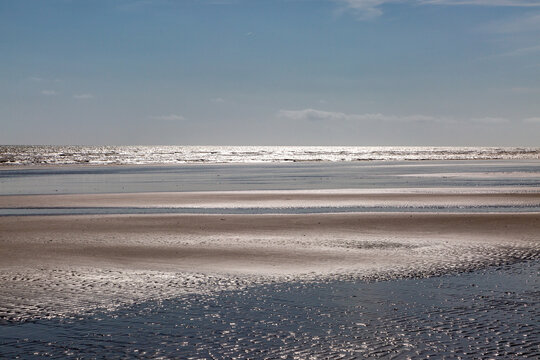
xmin=1 ymin=0 xmax=539 ymax=146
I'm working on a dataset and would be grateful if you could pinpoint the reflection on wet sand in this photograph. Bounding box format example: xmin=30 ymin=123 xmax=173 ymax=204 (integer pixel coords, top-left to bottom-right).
xmin=1 ymin=161 xmax=539 ymax=358
xmin=1 ymin=206 xmax=539 ymax=321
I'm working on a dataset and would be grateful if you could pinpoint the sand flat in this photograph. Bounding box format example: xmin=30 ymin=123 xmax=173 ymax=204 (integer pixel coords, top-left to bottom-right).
xmin=1 ymin=190 xmax=539 ymax=321
xmin=1 ymin=188 xmax=540 ymax=208
xmin=1 ymin=212 xmax=539 ymax=274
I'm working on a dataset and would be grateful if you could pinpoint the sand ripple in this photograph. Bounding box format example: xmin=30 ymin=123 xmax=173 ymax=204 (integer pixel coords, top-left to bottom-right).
xmin=1 ymin=206 xmax=539 ymax=322
xmin=1 ymin=262 xmax=538 ymax=359
xmin=1 ymin=238 xmax=538 ymax=323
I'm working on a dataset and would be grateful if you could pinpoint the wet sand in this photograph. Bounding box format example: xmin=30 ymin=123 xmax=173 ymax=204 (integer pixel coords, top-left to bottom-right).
xmin=1 ymin=212 xmax=539 ymax=273
xmin=1 ymin=190 xmax=539 ymax=321
xmin=4 ymin=262 xmax=537 ymax=359
xmin=1 ymin=188 xmax=540 ymax=208
xmin=2 ymin=160 xmax=539 ymax=358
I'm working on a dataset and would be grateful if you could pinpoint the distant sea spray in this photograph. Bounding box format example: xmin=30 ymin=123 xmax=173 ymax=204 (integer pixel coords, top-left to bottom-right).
xmin=0 ymin=146 xmax=539 ymax=166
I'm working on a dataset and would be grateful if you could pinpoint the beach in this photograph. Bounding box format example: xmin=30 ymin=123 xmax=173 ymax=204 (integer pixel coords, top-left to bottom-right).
xmin=1 ymin=160 xmax=539 ymax=357
xmin=4 ymin=0 xmax=540 ymax=354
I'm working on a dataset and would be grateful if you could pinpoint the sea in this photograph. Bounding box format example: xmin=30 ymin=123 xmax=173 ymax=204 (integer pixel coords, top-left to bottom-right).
xmin=1 ymin=145 xmax=539 ymax=165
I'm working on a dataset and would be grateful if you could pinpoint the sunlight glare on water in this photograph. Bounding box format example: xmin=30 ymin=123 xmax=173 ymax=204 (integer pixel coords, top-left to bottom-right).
xmin=1 ymin=145 xmax=539 ymax=165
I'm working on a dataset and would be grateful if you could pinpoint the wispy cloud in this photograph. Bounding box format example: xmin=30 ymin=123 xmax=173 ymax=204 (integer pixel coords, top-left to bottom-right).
xmin=493 ymin=44 xmax=540 ymax=58
xmin=41 ymin=90 xmax=57 ymax=96
xmin=481 ymin=13 xmax=540 ymax=34
xmin=523 ymin=117 xmax=540 ymax=123
xmin=334 ymin=0 xmax=391 ymax=20
xmin=73 ymin=94 xmax=94 ymax=99
xmin=420 ymin=0 xmax=540 ymax=6
xmin=212 ymin=97 xmax=226 ymax=103
xmin=116 ymin=0 xmax=155 ymax=11
xmin=277 ymin=108 xmax=445 ymax=122
xmin=510 ymin=86 xmax=539 ymax=93
xmin=149 ymin=114 xmax=186 ymax=121
xmin=278 ymin=108 xmax=351 ymax=121
xmin=277 ymin=108 xmax=524 ymax=124
xmin=204 ymin=0 xmax=239 ymax=4
xmin=336 ymin=0 xmax=540 ymax=19
xmin=470 ymin=117 xmax=509 ymax=124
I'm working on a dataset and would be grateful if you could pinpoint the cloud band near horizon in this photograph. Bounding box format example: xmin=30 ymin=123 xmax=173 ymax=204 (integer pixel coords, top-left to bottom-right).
xmin=337 ymin=0 xmax=540 ymax=19
xmin=277 ymin=108 xmax=538 ymax=124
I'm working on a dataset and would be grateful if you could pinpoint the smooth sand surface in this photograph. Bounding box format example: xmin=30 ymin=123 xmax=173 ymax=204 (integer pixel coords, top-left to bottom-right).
xmin=1 ymin=212 xmax=539 ymax=273
xmin=1 ymin=188 xmax=540 ymax=208
xmin=398 ymin=171 xmax=540 ymax=178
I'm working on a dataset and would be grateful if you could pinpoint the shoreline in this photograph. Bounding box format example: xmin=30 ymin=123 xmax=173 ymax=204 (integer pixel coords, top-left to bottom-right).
xmin=1 ymin=157 xmax=539 ymax=170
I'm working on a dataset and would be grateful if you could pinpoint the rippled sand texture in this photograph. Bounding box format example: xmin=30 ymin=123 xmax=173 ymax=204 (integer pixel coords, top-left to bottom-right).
xmin=2 ymin=262 xmax=538 ymax=358
xmin=1 ymin=190 xmax=539 ymax=322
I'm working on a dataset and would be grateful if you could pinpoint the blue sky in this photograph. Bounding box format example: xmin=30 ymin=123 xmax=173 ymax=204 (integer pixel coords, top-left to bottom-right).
xmin=1 ymin=0 xmax=539 ymax=145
